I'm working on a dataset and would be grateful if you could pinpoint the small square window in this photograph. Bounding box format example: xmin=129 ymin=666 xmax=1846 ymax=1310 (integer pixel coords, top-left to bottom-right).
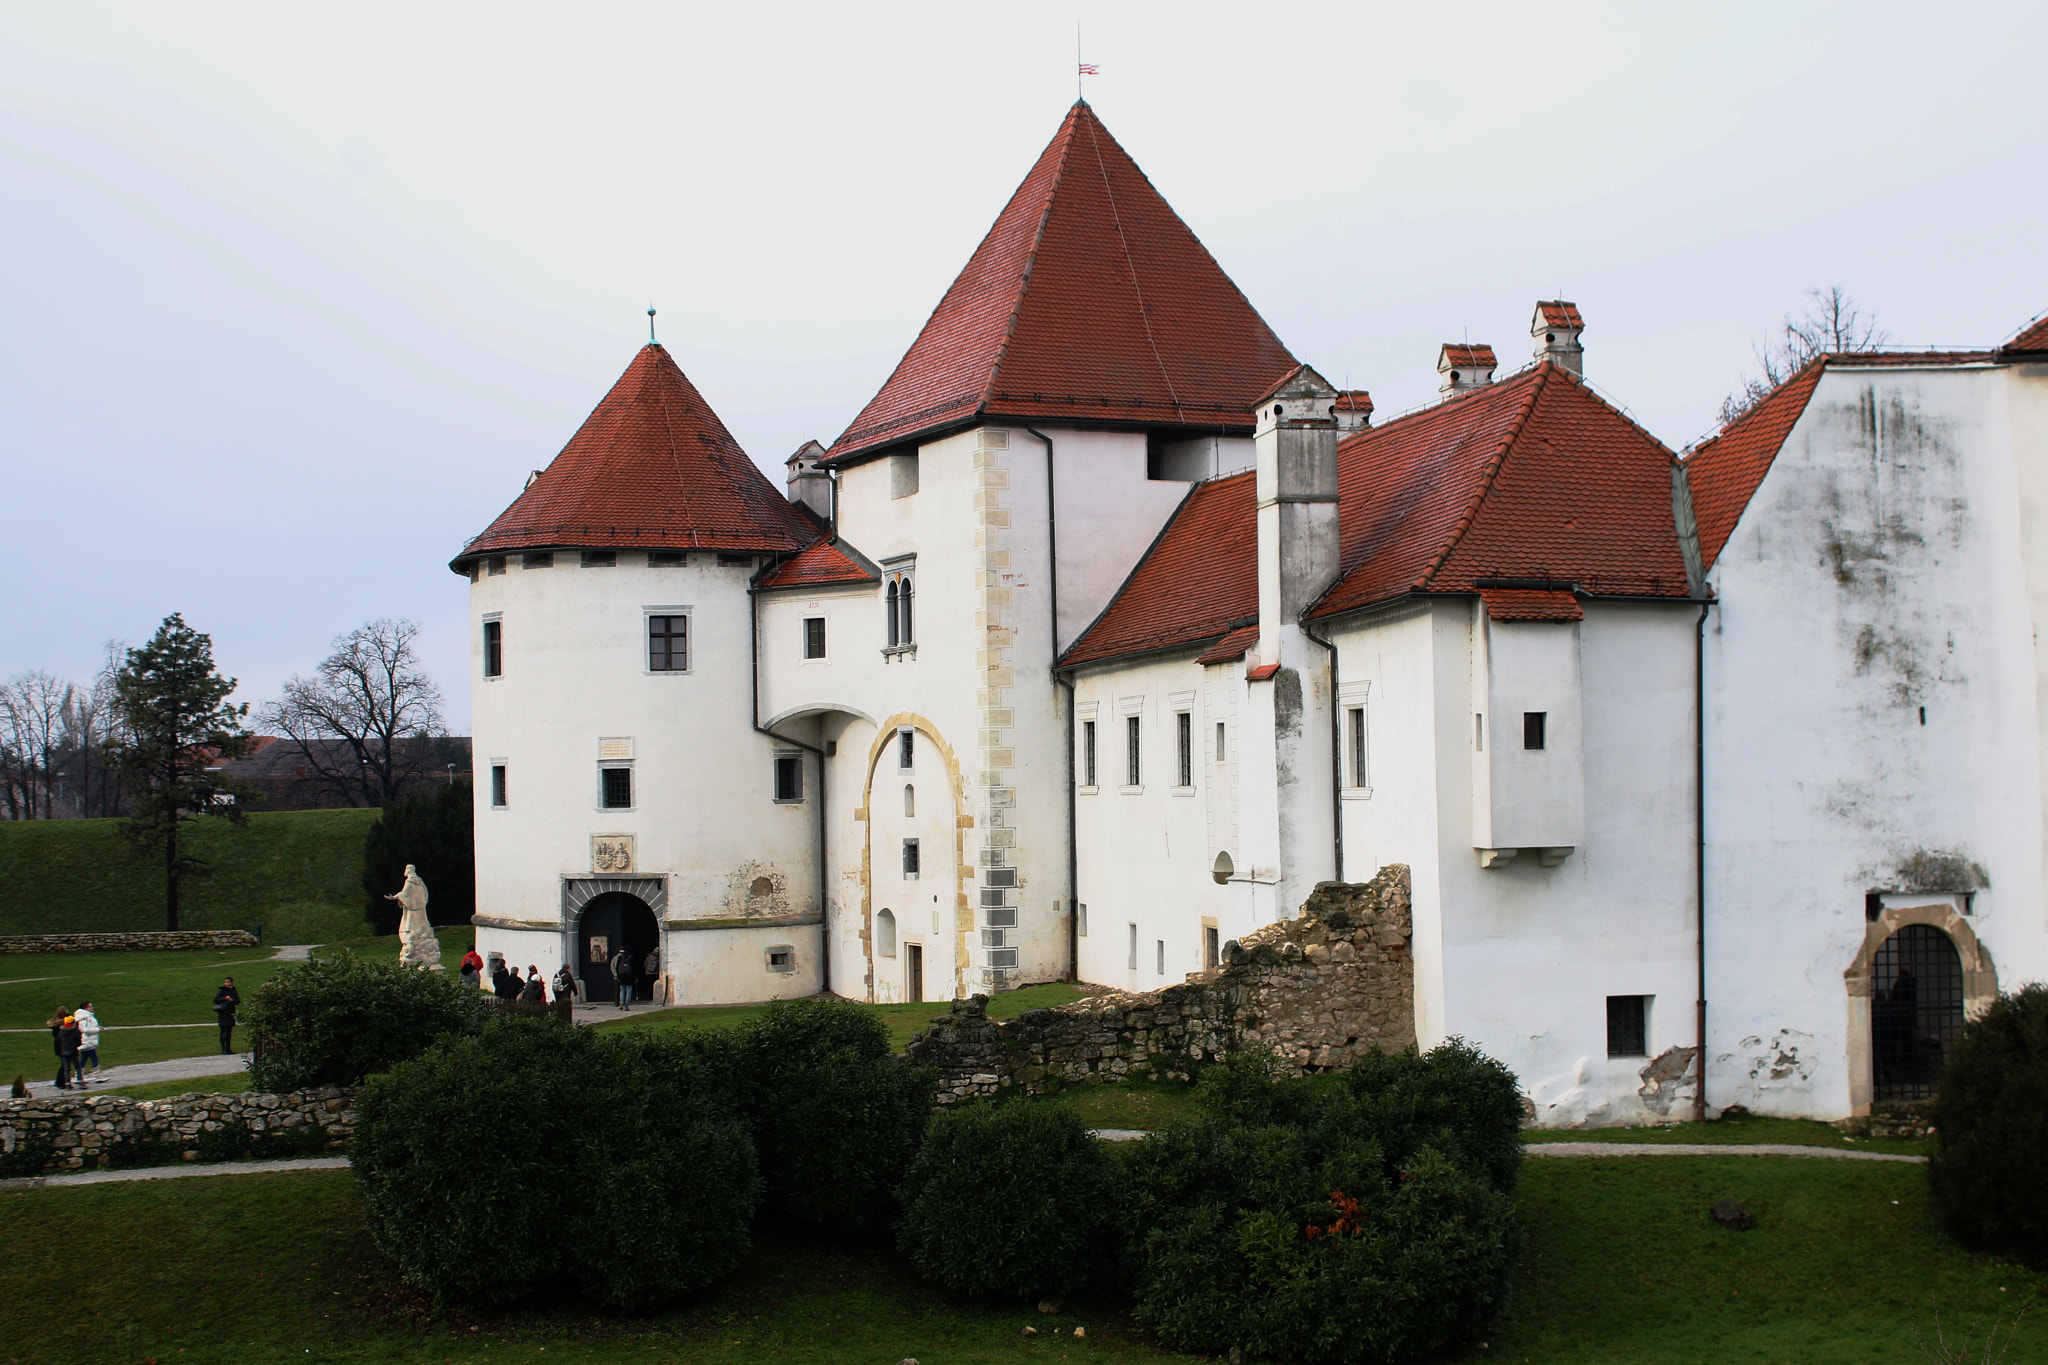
xmin=649 ymin=615 xmax=688 ymax=672
xmin=1606 ymin=995 xmax=1649 ymax=1057
xmin=522 ymin=552 xmax=553 ymax=569
xmin=902 ymin=838 xmax=921 ymax=879
xmin=766 ymin=945 xmax=796 ymax=973
xmin=898 ymin=729 xmax=915 ymax=771
xmin=1524 ymin=712 xmax=1547 ymax=750
xmin=648 ymin=551 xmax=685 ymax=567
xmin=486 ymin=556 xmax=506 ymax=576
xmin=803 ymin=617 xmax=826 ymax=659
xmin=601 ymin=767 xmax=633 ymax=809
xmin=490 ymin=764 xmax=507 ymax=808
xmin=773 ymin=754 xmax=804 ymax=803
xmin=717 ymin=553 xmax=754 ymax=567
xmin=581 ymin=550 xmax=616 ymax=567
xmin=482 ymin=619 xmax=502 ymax=678
xmin=985 ymin=905 xmax=1017 ymax=927
xmin=985 ymin=868 xmax=1018 ymax=888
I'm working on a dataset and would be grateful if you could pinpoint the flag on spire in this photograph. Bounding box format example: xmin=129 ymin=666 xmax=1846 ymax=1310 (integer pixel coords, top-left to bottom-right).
xmin=1078 ymin=62 xmax=1098 ymax=74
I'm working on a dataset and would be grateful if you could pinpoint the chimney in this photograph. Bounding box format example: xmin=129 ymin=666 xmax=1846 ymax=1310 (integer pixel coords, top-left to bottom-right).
xmin=1531 ymin=301 xmax=1585 ymax=376
xmin=784 ymin=440 xmax=833 ymax=522
xmin=1438 ymin=343 xmax=1497 ymax=397
xmin=1255 ymin=365 xmax=1341 ymax=657
xmin=1333 ymin=390 xmax=1374 ymax=434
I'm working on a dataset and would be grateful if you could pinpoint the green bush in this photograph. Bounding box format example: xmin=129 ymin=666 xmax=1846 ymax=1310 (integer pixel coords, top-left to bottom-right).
xmin=1115 ymin=1040 xmax=1524 ymax=1363
xmin=244 ymin=950 xmax=494 ymax=1091
xmin=1929 ymin=983 xmax=2048 ymax=1267
xmin=352 ymin=1019 xmax=759 ymax=1309
xmin=362 ymin=781 xmax=474 ymax=933
xmin=730 ymin=998 xmax=933 ymax=1235
xmin=897 ymin=1099 xmax=1112 ymax=1300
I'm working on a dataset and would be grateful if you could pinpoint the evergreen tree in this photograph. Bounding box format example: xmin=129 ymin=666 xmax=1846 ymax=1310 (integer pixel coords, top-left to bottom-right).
xmin=362 ymin=778 xmax=475 ymax=933
xmin=108 ymin=614 xmax=256 ymax=930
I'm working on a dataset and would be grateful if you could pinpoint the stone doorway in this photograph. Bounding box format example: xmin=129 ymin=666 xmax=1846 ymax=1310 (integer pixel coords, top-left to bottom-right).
xmin=578 ymin=892 xmax=659 ymax=1004
xmin=1871 ymin=924 xmax=1965 ymax=1102
xmin=906 ymin=943 xmax=924 ymax=1003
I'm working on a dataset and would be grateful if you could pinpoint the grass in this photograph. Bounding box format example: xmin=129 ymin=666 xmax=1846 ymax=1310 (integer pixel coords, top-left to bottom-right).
xmin=93 ymin=1071 xmax=254 ymax=1101
xmin=1521 ymin=1109 xmax=1931 ymax=1157
xmin=0 ymin=1155 xmax=2035 ymax=1364
xmin=590 ymin=980 xmax=1103 ymax=1053
xmin=1042 ymin=1077 xmax=1202 ymax=1130
xmin=0 ymin=808 xmax=379 ymax=943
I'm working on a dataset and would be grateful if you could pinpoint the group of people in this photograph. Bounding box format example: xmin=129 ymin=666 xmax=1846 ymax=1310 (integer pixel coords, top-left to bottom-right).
xmin=46 ymin=1001 xmax=101 ymax=1089
xmin=450 ymin=945 xmax=660 ymax=1010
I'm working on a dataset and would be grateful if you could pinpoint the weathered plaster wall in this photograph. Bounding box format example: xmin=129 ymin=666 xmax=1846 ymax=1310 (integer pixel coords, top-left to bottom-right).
xmin=0 ymin=1087 xmax=355 ymax=1175
xmin=906 ymin=868 xmax=1413 ymax=1103
xmin=0 ymin=930 xmax=258 ymax=955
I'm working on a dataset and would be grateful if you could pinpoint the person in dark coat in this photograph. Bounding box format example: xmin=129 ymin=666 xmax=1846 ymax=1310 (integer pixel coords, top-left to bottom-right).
xmin=518 ymin=967 xmax=545 ymax=1004
xmin=551 ymin=964 xmax=576 ymax=1005
xmin=609 ymin=946 xmax=636 ymax=1009
xmin=48 ymin=1008 xmax=78 ymax=1089
xmin=212 ymin=978 xmax=240 ymax=1055
xmin=500 ymin=966 xmax=524 ymax=1001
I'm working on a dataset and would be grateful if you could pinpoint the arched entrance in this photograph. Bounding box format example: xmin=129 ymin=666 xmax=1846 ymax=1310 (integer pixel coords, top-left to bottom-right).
xmin=578 ymin=892 xmax=659 ymax=1003
xmin=1871 ymin=924 xmax=1965 ymax=1101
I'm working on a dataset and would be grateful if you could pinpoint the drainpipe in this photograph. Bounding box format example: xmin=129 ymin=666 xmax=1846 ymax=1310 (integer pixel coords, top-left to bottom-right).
xmin=1301 ymin=619 xmax=1344 ymax=882
xmin=1023 ymin=427 xmax=1080 ymax=983
xmin=749 ymin=561 xmax=830 ymax=997
xmin=1693 ymin=598 xmax=1710 ymax=1123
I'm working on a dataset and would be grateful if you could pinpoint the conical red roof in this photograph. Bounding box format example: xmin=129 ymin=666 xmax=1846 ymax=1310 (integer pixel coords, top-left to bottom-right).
xmin=458 ymin=344 xmax=819 ymax=562
xmin=827 ymin=102 xmax=1296 ymax=463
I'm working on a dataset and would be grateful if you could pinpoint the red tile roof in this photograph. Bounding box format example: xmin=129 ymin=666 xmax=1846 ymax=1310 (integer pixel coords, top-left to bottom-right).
xmin=1309 ymin=364 xmax=1692 ymax=619
xmin=2002 ymin=312 xmax=2048 ymax=353
xmin=825 ymin=102 xmax=1297 ymax=464
xmin=1060 ymin=469 xmax=1256 ymax=667
xmin=1194 ymin=625 xmax=1258 ymax=665
xmin=1478 ymin=587 xmax=1583 ymax=622
xmin=458 ymin=345 xmax=818 ymax=564
xmin=1439 ymin=344 xmax=1497 ymax=370
xmin=1682 ymin=361 xmax=1824 ymax=571
xmin=1061 ymin=363 xmax=1693 ymax=666
xmin=1334 ymin=391 xmax=1375 ymax=414
xmin=1534 ymin=301 xmax=1584 ymax=330
xmin=756 ymin=537 xmax=879 ymax=590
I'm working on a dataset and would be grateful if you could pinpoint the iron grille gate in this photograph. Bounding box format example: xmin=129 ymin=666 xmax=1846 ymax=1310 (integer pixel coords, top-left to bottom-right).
xmin=1871 ymin=923 xmax=1965 ymax=1102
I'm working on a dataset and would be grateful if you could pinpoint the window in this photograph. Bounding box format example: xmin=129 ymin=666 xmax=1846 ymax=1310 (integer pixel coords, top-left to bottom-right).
xmin=1203 ymin=926 xmax=1220 ymax=969
xmin=985 ymin=867 xmax=1017 ymax=888
xmin=648 ymin=615 xmax=688 ymax=671
xmin=1082 ymin=721 xmax=1097 ymax=787
xmin=1078 ymin=903 xmax=1089 ymax=937
xmin=1523 ymin=712 xmax=1547 ymax=750
xmin=522 ymin=552 xmax=552 ymax=568
xmin=581 ymin=550 xmax=616 ymax=567
xmin=885 ymin=568 xmax=916 ymax=649
xmin=902 ymin=838 xmax=920 ymax=879
xmin=803 ymin=617 xmax=826 ymax=659
xmin=1127 ymin=923 xmax=1138 ymax=971
xmin=482 ymin=619 xmax=502 ymax=678
xmin=1606 ymin=995 xmax=1649 ymax=1057
xmin=1156 ymin=940 xmax=1165 ymax=974
xmin=1176 ymin=712 xmax=1193 ymax=787
xmin=898 ymin=729 xmax=915 ymax=771
xmin=766 ymin=946 xmax=796 ymax=973
xmin=773 ymin=754 xmax=804 ymax=803
xmin=717 ymin=553 xmax=753 ymax=567
xmin=648 ymin=551 xmax=685 ymax=567
xmin=1474 ymin=713 xmax=1485 ymax=751
xmin=490 ymin=764 xmax=507 ymax=808
xmin=987 ymin=948 xmax=1018 ymax=968
xmin=1126 ymin=715 xmax=1142 ymax=787
xmin=601 ymin=766 xmax=633 ymax=810
xmin=876 ymin=908 xmax=897 ymax=958
xmin=1215 ymin=721 xmax=1226 ymax=766
xmin=1348 ymin=707 xmax=1367 ymax=786
xmin=890 ymin=451 xmax=920 ymax=498
xmin=903 ymin=784 xmax=915 ymax=817
xmin=486 ymin=556 xmax=506 ymax=576
xmin=981 ymin=928 xmax=1007 ymax=948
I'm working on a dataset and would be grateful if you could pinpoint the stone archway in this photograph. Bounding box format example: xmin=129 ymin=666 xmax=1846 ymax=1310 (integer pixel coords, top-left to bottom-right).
xmin=1843 ymin=902 xmax=1996 ymax=1114
xmin=855 ymin=715 xmax=971 ymax=1005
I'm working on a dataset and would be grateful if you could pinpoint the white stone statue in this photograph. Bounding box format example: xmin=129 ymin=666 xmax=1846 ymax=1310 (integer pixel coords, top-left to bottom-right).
xmin=385 ymin=864 xmax=443 ymax=970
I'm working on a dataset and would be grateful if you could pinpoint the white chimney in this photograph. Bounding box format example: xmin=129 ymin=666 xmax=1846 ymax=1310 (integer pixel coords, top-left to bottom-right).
xmin=784 ymin=440 xmax=833 ymax=521
xmin=1531 ymin=301 xmax=1585 ymax=376
xmin=1437 ymin=343 xmax=1497 ymax=398
xmin=1333 ymin=390 xmax=1374 ymax=434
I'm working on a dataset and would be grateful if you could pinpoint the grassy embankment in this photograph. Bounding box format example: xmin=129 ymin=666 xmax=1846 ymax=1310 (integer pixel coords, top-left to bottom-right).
xmin=0 ymin=808 xmax=379 ymax=944
xmin=0 ymin=1154 xmax=2034 ymax=1365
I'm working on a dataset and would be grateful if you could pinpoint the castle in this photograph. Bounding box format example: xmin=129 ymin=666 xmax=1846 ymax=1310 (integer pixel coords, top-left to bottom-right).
xmin=454 ymin=101 xmax=2048 ymax=1125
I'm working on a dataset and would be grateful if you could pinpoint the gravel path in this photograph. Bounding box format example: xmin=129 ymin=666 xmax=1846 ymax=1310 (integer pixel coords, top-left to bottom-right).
xmin=0 ymin=1155 xmax=348 ymax=1191
xmin=1525 ymin=1141 xmax=1925 ymax=1163
xmin=25 ymin=1052 xmax=247 ymax=1096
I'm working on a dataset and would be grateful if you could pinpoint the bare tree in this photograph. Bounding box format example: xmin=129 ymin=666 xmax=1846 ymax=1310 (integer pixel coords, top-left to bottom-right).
xmin=0 ymin=671 xmax=74 ymax=819
xmin=1719 ymin=287 xmax=1890 ymax=426
xmin=259 ymin=619 xmax=447 ymax=808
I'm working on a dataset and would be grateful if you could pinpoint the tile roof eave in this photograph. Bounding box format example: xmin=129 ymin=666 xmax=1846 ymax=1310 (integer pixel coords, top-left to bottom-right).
xmin=1306 ymin=585 xmax=1700 ymax=626
xmin=1060 ymin=630 xmax=1239 ymax=675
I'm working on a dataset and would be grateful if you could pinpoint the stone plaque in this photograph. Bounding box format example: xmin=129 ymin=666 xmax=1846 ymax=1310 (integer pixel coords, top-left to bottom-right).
xmin=592 ymin=834 xmax=635 ymax=873
xmin=598 ymin=736 xmax=634 ymax=760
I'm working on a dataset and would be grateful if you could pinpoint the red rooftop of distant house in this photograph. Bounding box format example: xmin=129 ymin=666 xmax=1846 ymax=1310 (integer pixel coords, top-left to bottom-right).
xmin=755 ymin=538 xmax=880 ymax=590
xmin=1439 ymin=344 xmax=1497 ymax=370
xmin=456 ymin=345 xmax=820 ymax=566
xmin=1534 ymin=301 xmax=1585 ymax=330
xmin=825 ymin=102 xmax=1297 ymax=465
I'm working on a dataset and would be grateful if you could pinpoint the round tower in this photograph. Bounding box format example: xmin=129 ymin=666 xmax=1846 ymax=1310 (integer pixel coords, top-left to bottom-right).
xmin=450 ymin=343 xmax=827 ymax=1007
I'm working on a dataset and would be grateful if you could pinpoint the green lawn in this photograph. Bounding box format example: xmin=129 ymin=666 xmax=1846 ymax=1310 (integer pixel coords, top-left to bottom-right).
xmin=1522 ymin=1109 xmax=1931 ymax=1157
xmin=95 ymin=1070 xmax=254 ymax=1100
xmin=0 ymin=808 xmax=379 ymax=943
xmin=0 ymin=1155 xmax=2033 ymax=1364
xmin=591 ymin=980 xmax=1102 ymax=1053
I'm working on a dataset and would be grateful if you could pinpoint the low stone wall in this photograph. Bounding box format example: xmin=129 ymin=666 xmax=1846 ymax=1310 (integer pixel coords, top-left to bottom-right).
xmin=0 ymin=930 xmax=260 ymax=955
xmin=1834 ymin=1101 xmax=1936 ymax=1141
xmin=0 ymin=1087 xmax=356 ymax=1175
xmin=907 ymin=865 xmax=1414 ymax=1104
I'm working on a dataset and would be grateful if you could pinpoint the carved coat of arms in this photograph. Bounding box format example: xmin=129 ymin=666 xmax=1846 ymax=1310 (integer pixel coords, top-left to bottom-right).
xmin=592 ymin=835 xmax=634 ymax=873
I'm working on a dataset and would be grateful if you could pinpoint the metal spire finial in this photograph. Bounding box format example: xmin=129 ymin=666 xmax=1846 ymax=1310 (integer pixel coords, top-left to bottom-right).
xmin=647 ymin=305 xmax=657 ymax=344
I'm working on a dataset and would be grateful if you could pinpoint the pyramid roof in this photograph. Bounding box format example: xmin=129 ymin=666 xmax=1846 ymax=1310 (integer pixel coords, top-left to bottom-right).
xmin=826 ymin=102 xmax=1296 ymax=464
xmin=457 ymin=345 xmax=818 ymax=564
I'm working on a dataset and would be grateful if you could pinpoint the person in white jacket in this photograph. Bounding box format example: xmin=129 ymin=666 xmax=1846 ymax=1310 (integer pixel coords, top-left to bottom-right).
xmin=73 ymin=1003 xmax=101 ymax=1083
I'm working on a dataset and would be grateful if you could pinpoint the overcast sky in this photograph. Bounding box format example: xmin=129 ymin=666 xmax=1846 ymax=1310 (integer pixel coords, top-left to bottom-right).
xmin=5 ymin=1 xmax=2045 ymax=731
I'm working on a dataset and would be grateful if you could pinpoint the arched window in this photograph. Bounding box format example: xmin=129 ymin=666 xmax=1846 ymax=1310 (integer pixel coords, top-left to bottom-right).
xmin=1212 ymin=851 xmax=1235 ymax=885
xmin=1872 ymin=923 xmax=1965 ymax=1101
xmin=885 ymin=581 xmax=900 ymax=647
xmin=900 ymin=576 xmax=914 ymax=643
xmin=877 ymin=908 xmax=897 ymax=958
xmin=903 ymin=784 xmax=915 ymax=817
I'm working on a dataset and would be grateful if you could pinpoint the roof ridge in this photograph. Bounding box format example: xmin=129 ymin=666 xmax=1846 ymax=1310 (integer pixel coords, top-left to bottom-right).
xmin=981 ymin=104 xmax=1078 ymax=418
xmin=1078 ymin=106 xmax=1183 ymax=422
xmin=1412 ymin=367 xmax=1550 ymax=593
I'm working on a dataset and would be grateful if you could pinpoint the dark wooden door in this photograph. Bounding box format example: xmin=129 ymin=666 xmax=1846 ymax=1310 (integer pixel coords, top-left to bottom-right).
xmin=906 ymin=944 xmax=923 ymax=1003
xmin=579 ymin=893 xmax=658 ymax=1000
